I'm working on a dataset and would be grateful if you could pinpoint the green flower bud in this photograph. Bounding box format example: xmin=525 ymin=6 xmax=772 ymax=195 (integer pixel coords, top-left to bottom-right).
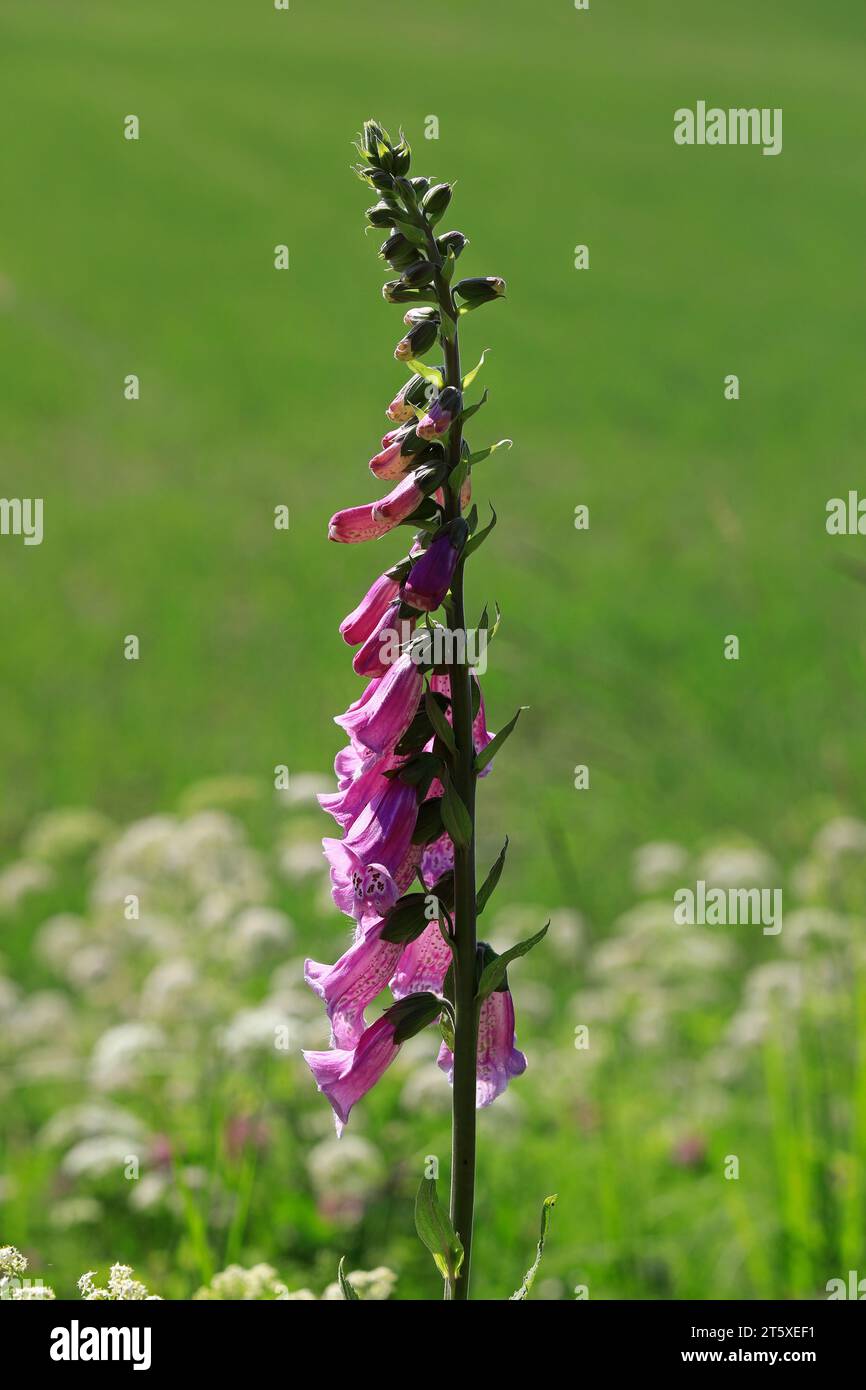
xmin=366 ymin=202 xmax=396 ymax=228
xmin=394 ymin=317 xmax=439 ymax=360
xmin=410 ymin=176 xmax=431 ymax=196
xmin=379 ymin=232 xmax=419 ymax=270
xmin=366 ymin=167 xmax=396 ymax=193
xmin=436 ymin=230 xmax=468 ymax=261
xmin=453 ymin=275 xmax=506 ymax=305
xmin=403 ymin=306 xmax=439 ymax=327
xmin=390 ymin=135 xmax=412 ymax=177
xmin=383 ymin=280 xmax=429 ymax=305
xmin=400 ymin=259 xmax=436 ymax=289
xmin=421 ymin=182 xmax=453 ymax=224
xmin=359 ymin=119 xmax=388 ymax=166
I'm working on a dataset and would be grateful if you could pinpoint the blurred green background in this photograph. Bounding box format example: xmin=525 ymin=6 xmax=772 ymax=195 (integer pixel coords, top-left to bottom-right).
xmin=1 ymin=0 xmax=865 ymax=1301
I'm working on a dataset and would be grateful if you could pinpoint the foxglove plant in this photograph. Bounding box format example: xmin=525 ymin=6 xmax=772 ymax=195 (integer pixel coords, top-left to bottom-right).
xmin=303 ymin=121 xmax=553 ymax=1300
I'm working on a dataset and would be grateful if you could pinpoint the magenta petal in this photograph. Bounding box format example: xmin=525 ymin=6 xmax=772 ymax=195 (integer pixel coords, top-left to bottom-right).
xmin=335 ymin=653 xmax=422 ymax=755
xmin=305 ymin=918 xmax=402 ymax=1048
xmin=371 ymin=473 xmax=424 ymax=527
xmin=328 ymin=503 xmax=394 ymax=544
xmin=340 ymin=573 xmax=400 ymax=645
xmin=323 ymin=778 xmax=418 ymax=917
xmin=390 ymin=922 xmax=451 ymax=999
xmin=352 ymin=605 xmax=416 ymax=678
xmin=303 ymin=1013 xmax=401 ymax=1135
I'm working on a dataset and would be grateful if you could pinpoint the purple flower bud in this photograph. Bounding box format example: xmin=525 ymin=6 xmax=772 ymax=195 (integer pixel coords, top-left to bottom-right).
xmin=400 ymin=518 xmax=468 ymax=611
xmin=416 ymin=386 xmax=462 ymax=440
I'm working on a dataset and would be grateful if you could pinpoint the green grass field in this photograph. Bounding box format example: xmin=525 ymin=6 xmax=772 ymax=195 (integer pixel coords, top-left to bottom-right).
xmin=1 ymin=0 xmax=865 ymax=1300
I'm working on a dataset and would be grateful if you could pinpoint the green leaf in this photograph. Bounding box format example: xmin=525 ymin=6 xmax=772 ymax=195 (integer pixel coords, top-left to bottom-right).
xmin=406 ymin=358 xmax=443 ymax=389
xmin=477 ymin=922 xmax=549 ymax=1000
xmin=338 ymin=1256 xmax=360 ymax=1301
xmin=440 ymin=772 xmax=472 ymax=849
xmin=415 ymin=1175 xmax=465 ymax=1283
xmin=476 ymin=837 xmax=509 ymax=916
xmin=474 ymin=703 xmax=525 ymax=773
xmin=458 ymin=388 xmax=489 ymax=427
xmin=381 ymin=891 xmax=438 ymax=945
xmin=468 ymin=438 xmax=513 ymax=466
xmin=412 ymin=796 xmax=444 ymax=845
xmin=509 ymin=1195 xmax=558 ymax=1301
xmin=425 ymin=690 xmax=456 ymax=758
xmin=463 ymin=504 xmax=497 ymax=560
xmin=462 ymin=347 xmax=490 ymax=389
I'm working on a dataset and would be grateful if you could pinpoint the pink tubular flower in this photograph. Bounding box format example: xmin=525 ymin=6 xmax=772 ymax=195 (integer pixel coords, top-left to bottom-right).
xmin=352 ymin=603 xmax=416 ymax=678
xmin=328 ymin=502 xmax=399 ymax=544
xmin=303 ymin=1013 xmax=402 ymax=1136
xmin=437 ymin=985 xmax=527 ymax=1107
xmin=323 ymin=776 xmax=418 ymax=916
xmin=305 ymin=917 xmax=403 ymax=1048
xmin=335 ymin=651 xmax=422 ymax=754
xmin=370 ymin=471 xmax=427 ymax=527
xmin=369 ymin=428 xmax=417 ymax=480
xmin=340 ymin=571 xmax=400 ymax=645
xmin=400 ymin=519 xmax=467 ymax=612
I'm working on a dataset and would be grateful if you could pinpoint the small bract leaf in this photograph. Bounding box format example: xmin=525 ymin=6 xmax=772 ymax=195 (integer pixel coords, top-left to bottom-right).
xmin=462 ymin=347 xmax=490 ymax=389
xmin=477 ymin=922 xmax=549 ymax=1000
xmin=474 ymin=702 xmax=525 ymax=773
xmin=510 ymin=1195 xmax=558 ymax=1301
xmin=440 ymin=772 xmax=472 ymax=849
xmin=415 ymin=1175 xmax=465 ymax=1283
xmin=476 ymin=837 xmax=509 ymax=916
xmin=338 ymin=1256 xmax=360 ymax=1301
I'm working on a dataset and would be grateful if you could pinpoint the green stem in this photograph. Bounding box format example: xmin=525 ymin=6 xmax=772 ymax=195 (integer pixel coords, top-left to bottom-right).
xmin=426 ymin=237 xmax=478 ymax=1301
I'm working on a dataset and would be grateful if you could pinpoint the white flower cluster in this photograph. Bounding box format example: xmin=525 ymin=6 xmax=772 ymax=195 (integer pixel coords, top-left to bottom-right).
xmin=78 ymin=1263 xmax=161 ymax=1300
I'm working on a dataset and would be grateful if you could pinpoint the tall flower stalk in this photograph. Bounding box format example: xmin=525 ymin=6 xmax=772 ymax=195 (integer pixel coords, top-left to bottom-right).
xmin=304 ymin=121 xmax=551 ymax=1301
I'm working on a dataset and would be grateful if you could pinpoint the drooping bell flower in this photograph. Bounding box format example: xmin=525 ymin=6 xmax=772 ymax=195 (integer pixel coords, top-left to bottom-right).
xmin=305 ymin=915 xmax=403 ymax=1048
xmin=400 ymin=518 xmax=467 ymax=612
xmin=352 ymin=603 xmax=417 ymax=678
xmin=335 ymin=650 xmax=423 ymax=755
xmin=323 ymin=776 xmax=419 ymax=915
xmin=416 ymin=386 xmax=462 ymax=440
xmin=340 ymin=570 xmax=402 ymax=645
xmin=437 ymin=975 xmax=526 ymax=1107
xmin=304 ymin=992 xmax=445 ymax=1135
